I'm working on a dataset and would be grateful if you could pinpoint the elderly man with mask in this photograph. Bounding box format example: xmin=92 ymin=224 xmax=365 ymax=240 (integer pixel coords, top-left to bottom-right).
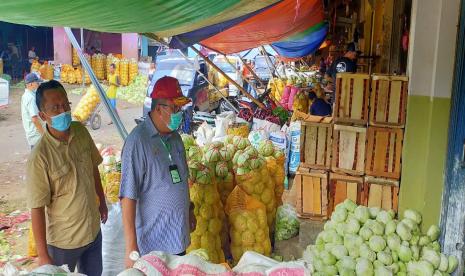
xmin=21 ymin=73 xmax=44 ymax=149
xmin=120 ymin=76 xmax=194 ymax=267
xmin=27 ymin=80 xmax=107 ymax=275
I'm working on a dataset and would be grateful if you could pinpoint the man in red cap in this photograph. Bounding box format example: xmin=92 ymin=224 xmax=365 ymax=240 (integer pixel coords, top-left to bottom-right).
xmin=119 ymin=76 xmax=194 ymax=267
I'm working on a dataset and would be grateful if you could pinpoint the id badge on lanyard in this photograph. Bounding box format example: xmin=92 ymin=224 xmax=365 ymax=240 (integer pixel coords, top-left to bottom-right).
xmin=160 ymin=138 xmax=182 ymax=184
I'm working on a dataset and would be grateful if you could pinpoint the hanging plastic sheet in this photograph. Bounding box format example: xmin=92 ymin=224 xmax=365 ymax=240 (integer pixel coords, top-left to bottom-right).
xmin=271 ymin=23 xmax=328 ymax=58
xmin=169 ymin=3 xmax=280 ymax=49
xmin=200 ymin=0 xmax=324 ymax=54
xmin=0 ymin=0 xmax=278 ymax=36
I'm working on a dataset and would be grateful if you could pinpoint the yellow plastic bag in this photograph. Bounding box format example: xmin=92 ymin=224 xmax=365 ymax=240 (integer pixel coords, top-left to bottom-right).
xmin=72 ymin=86 xmax=101 ymax=122
xmin=225 ymin=186 xmax=272 ymax=263
xmin=235 ymin=165 xmax=277 ymax=230
xmin=28 ymin=225 xmax=37 ymax=257
xmin=103 ymin=171 xmax=121 ymax=204
xmin=187 ymin=163 xmax=225 ymax=264
xmin=265 ymin=156 xmax=285 ymax=207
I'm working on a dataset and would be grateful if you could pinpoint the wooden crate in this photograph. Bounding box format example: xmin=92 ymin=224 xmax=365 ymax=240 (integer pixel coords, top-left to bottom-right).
xmin=299 ymin=116 xmax=333 ymax=170
xmin=365 ymin=127 xmax=403 ymax=179
xmin=328 ymin=173 xmax=364 ymax=216
xmin=331 ymin=124 xmax=367 ymax=175
xmin=334 ymin=73 xmax=370 ymax=125
xmin=362 ymin=176 xmax=399 ymax=212
xmin=370 ymin=74 xmax=408 ymax=127
xmin=294 ymin=167 xmax=329 ymax=220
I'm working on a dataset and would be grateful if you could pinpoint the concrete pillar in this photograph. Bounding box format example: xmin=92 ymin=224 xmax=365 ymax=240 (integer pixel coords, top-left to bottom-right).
xmin=399 ymin=0 xmax=460 ymax=229
xmin=121 ymin=33 xmax=138 ymax=60
xmin=52 ymin=27 xmax=72 ymax=64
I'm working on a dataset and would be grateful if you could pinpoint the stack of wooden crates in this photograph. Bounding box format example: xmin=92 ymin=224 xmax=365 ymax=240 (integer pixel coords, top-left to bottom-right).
xmin=294 ymin=73 xmax=408 ymax=220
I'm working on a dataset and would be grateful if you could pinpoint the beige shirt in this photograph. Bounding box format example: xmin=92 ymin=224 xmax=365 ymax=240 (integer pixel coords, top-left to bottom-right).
xmin=27 ymin=122 xmax=103 ymax=249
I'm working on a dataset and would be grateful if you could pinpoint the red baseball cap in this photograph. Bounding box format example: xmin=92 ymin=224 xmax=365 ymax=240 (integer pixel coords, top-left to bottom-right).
xmin=151 ymin=76 xmax=191 ymax=106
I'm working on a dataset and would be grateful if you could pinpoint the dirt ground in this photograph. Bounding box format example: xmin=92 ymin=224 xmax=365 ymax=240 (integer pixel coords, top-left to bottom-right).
xmin=0 ymin=84 xmax=140 ymax=267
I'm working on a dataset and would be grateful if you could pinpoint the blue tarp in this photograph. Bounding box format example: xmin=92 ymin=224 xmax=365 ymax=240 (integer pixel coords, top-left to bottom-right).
xmin=272 ymin=23 xmax=328 ymax=58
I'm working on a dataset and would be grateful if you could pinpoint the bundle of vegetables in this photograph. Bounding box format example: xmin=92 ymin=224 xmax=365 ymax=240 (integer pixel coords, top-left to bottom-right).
xmin=91 ymin=54 xmax=106 ymax=80
xmin=232 ymin=142 xmax=276 ymax=229
xmin=225 ymin=185 xmax=272 ymax=263
xmin=226 ymin=123 xmax=250 ymax=138
xmin=72 ymin=85 xmax=101 ymax=122
xmin=60 ymin=64 xmax=72 ymax=83
xmin=187 ymin=161 xmax=225 ymax=264
xmin=129 ymin=58 xmax=138 ymax=83
xmin=106 ymin=54 xmax=120 ymax=80
xmin=272 ymin=107 xmax=290 ymax=126
xmin=39 ymin=62 xmax=54 ymax=81
xmin=30 ymin=60 xmax=40 ymax=73
xmin=292 ymin=91 xmax=309 ymax=113
xmin=120 ymin=59 xmax=129 ymax=86
xmin=116 ymin=74 xmax=148 ymax=104
xmin=268 ymin=78 xmax=286 ymax=102
xmin=303 ymin=199 xmax=459 ymax=276
xmin=257 ymin=140 xmax=285 ymax=207
xmin=101 ymin=167 xmax=121 ymax=204
xmin=72 ymin=47 xmax=80 ymax=66
xmin=275 ymin=204 xmax=300 ymax=241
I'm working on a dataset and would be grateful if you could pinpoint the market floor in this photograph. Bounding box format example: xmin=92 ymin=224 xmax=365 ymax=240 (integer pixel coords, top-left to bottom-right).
xmin=0 ymin=84 xmax=139 ymax=265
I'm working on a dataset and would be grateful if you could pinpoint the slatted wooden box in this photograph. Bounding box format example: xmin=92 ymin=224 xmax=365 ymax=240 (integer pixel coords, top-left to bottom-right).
xmin=294 ymin=167 xmax=329 ymax=220
xmin=365 ymin=127 xmax=404 ymax=179
xmin=299 ymin=116 xmax=333 ymax=170
xmin=328 ymin=173 xmax=364 ymax=216
xmin=370 ymin=74 xmax=409 ymax=127
xmin=334 ymin=73 xmax=370 ymax=125
xmin=362 ymin=176 xmax=399 ymax=212
xmin=332 ymin=124 xmax=367 ymax=176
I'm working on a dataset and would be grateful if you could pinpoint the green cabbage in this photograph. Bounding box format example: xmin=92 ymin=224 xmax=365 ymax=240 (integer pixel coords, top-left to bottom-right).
xmin=387 ymin=234 xmax=401 ymax=251
xmin=438 ymin=253 xmax=448 ymax=272
xmin=377 ymin=251 xmax=393 ymax=265
xmin=331 ymin=208 xmax=347 ymax=222
xmin=419 ymin=235 xmax=432 ymax=246
xmin=404 ymin=209 xmax=422 ymax=224
xmin=368 ymin=207 xmax=381 ymax=219
xmin=421 ymin=247 xmax=440 ymax=269
xmin=385 ymin=220 xmax=397 ymax=235
xmin=320 ymin=250 xmax=337 ymax=265
xmin=274 ymin=205 xmax=300 ymax=241
xmin=345 ymin=217 xmax=360 ymax=234
xmin=374 ymin=265 xmax=393 ymax=276
xmin=330 ymin=244 xmax=348 ymax=260
xmin=407 ymin=260 xmax=434 ymax=276
xmin=369 ymin=235 xmax=386 ymax=252
xmin=343 ymin=199 xmax=357 ymax=213
xmin=396 ymin=222 xmax=412 ymax=241
xmin=376 ymin=210 xmax=392 ymax=225
xmin=398 ymin=245 xmax=412 ymax=262
xmin=354 ymin=206 xmax=370 ymax=224
xmin=447 ymin=255 xmax=458 ymax=274
xmin=359 ymin=226 xmax=373 ymax=241
xmin=427 ymin=225 xmax=440 ymax=241
xmin=356 ymin=257 xmax=374 ymax=276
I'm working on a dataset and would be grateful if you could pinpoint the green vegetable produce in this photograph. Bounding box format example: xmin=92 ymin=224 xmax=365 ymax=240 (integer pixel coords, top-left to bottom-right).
xmin=369 ymin=235 xmax=386 ymax=252
xmin=427 ymin=225 xmax=440 ymax=241
xmin=302 ymin=200 xmax=459 ymax=276
xmin=274 ymin=204 xmax=300 ymax=241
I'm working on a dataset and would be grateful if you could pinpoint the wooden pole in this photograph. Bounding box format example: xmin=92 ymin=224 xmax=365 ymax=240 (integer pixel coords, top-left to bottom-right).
xmin=235 ymin=54 xmax=265 ymax=87
xmin=190 ymin=46 xmax=265 ymax=109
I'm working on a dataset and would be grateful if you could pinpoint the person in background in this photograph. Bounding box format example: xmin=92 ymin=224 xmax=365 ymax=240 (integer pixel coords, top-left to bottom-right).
xmin=21 ymin=73 xmax=44 ymax=149
xmin=28 ymin=46 xmax=37 ymax=65
xmin=310 ymin=85 xmax=332 ymax=116
xmin=120 ymin=76 xmax=195 ymax=268
xmin=106 ymin=63 xmax=120 ymax=125
xmin=276 ymin=61 xmax=286 ymax=78
xmin=27 ymin=80 xmax=107 ymax=275
xmin=148 ymin=62 xmax=156 ymax=85
xmin=325 ymin=42 xmax=358 ymax=87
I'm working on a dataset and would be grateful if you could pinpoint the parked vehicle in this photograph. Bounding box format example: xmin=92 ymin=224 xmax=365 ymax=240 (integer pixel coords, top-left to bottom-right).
xmin=211 ymin=55 xmax=243 ymax=98
xmin=254 ymin=55 xmax=276 ymax=81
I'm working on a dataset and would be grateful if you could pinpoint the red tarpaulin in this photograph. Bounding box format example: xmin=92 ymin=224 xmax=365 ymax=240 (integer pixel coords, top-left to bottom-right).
xmin=201 ymin=0 xmax=324 ymax=54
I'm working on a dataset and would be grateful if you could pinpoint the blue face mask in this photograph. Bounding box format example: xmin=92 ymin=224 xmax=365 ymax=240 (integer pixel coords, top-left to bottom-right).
xmin=50 ymin=111 xmax=72 ymax=131
xmin=167 ymin=111 xmax=183 ymax=131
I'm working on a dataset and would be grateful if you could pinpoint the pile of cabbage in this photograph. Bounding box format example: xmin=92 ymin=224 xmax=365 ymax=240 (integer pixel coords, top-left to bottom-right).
xmin=304 ymin=199 xmax=458 ymax=276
